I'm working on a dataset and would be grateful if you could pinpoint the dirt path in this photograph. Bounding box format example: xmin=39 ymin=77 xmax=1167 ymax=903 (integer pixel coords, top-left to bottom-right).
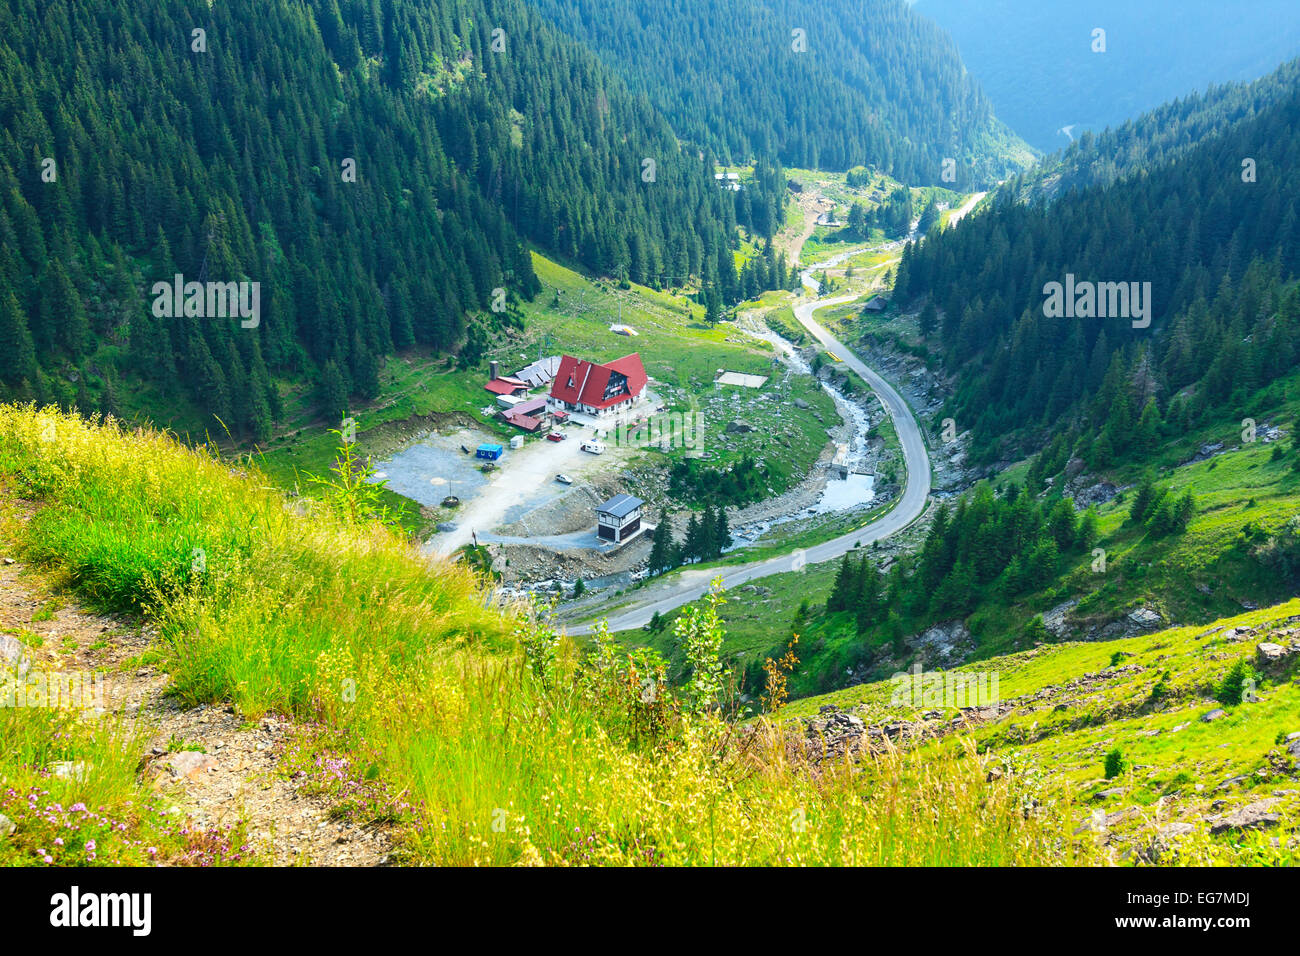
xmin=0 ymin=512 xmax=391 ymax=866
xmin=946 ymin=190 xmax=987 ymax=228
xmin=777 ymin=191 xmax=833 ymax=267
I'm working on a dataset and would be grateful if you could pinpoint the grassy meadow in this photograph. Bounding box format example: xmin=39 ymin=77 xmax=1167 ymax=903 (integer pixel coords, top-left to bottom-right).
xmin=0 ymin=404 xmax=1095 ymax=866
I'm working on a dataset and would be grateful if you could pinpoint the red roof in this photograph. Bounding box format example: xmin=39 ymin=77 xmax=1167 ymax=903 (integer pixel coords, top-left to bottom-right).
xmin=485 ymin=377 xmax=528 ymax=396
xmin=509 ymin=397 xmax=548 ymax=417
xmin=503 ymin=412 xmax=543 ymax=432
xmin=549 ymin=354 xmax=647 ymax=410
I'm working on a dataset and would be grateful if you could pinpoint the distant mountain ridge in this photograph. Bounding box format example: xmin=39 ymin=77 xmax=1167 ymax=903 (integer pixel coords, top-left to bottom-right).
xmin=999 ymin=58 xmax=1300 ymax=205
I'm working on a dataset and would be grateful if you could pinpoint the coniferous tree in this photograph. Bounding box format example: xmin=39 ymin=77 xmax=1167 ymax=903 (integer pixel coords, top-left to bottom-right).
xmin=700 ymin=503 xmax=718 ymax=560
xmin=648 ymin=510 xmax=675 ymax=576
xmin=828 ymin=554 xmax=854 ymax=613
xmin=715 ymin=508 xmax=732 ymax=554
xmin=683 ymin=514 xmax=702 ymax=564
xmin=1129 ymin=475 xmax=1158 ymax=526
xmin=0 ymin=291 xmax=37 ymax=387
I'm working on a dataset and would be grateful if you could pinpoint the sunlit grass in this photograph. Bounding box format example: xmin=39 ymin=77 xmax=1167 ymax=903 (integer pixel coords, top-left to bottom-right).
xmin=0 ymin=404 xmax=1094 ymax=865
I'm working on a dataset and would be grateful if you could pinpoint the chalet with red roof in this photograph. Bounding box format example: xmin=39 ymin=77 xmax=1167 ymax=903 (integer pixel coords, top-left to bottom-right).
xmin=484 ymin=376 xmax=529 ymax=398
xmin=548 ymin=353 xmax=648 ymax=419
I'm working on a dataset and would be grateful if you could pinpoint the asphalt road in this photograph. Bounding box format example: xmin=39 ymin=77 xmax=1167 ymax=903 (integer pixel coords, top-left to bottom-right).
xmin=568 ymin=287 xmax=932 ymax=635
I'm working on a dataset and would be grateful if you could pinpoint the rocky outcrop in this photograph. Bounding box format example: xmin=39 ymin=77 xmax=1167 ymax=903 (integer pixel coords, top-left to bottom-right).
xmin=1256 ymin=639 xmax=1299 ymax=675
xmin=1284 ymin=732 xmax=1300 ymax=772
xmin=912 ymin=620 xmax=974 ymax=667
xmin=1209 ymin=799 xmax=1282 ymax=835
xmin=1042 ymin=599 xmax=1080 ymax=639
xmin=1083 ymin=606 xmax=1163 ymax=641
xmin=796 ymin=698 xmax=1019 ymax=763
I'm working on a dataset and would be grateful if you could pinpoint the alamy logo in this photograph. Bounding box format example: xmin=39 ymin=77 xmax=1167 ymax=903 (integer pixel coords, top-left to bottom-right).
xmin=2 ymin=669 xmax=105 ymax=710
xmin=615 ymin=410 xmax=704 ymax=450
xmin=1042 ymin=274 xmax=1152 ymax=329
xmin=50 ymin=886 xmax=151 ymax=936
xmin=151 ymin=274 xmax=260 ymax=328
xmin=890 ymin=663 xmax=1000 ymax=709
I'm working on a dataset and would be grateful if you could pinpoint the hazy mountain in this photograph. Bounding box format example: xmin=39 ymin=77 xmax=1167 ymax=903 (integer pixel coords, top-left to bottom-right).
xmin=914 ymin=0 xmax=1300 ymax=151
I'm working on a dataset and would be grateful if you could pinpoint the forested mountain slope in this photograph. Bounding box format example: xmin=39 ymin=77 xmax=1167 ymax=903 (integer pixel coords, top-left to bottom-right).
xmin=525 ymin=0 xmax=1034 ymax=186
xmin=1002 ymin=59 xmax=1300 ymax=205
xmin=0 ymin=0 xmax=783 ymax=437
xmin=894 ymin=70 xmax=1300 ymax=470
xmin=915 ymin=0 xmax=1300 ymax=152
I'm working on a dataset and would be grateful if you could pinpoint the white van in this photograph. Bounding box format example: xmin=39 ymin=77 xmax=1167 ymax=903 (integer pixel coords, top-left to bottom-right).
xmin=580 ymin=440 xmax=606 ymax=455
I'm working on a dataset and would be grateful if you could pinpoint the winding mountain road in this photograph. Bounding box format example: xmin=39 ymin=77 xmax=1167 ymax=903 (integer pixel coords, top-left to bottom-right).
xmin=568 ymin=281 xmax=932 ymax=635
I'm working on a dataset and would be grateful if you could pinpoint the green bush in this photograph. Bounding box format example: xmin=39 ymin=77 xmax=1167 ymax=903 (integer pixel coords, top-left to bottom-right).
xmin=1214 ymin=659 xmax=1258 ymax=706
xmin=1103 ymin=748 xmax=1126 ymax=779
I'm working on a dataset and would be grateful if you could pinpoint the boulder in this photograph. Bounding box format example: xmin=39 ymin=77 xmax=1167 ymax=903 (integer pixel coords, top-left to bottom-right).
xmin=0 ymin=633 xmax=28 ymax=675
xmin=1209 ymin=799 xmax=1281 ymax=835
xmin=1201 ymin=708 xmax=1228 ymax=723
xmin=0 ymin=813 xmax=14 ymax=838
xmin=169 ymin=751 xmax=219 ymax=781
xmin=1286 ymin=732 xmax=1300 ymax=770
xmin=1216 ymin=774 xmax=1250 ymax=790
xmin=1256 ymin=642 xmax=1294 ymax=672
xmin=1127 ymin=607 xmax=1162 ymax=629
xmin=1146 ymin=821 xmax=1199 ymax=863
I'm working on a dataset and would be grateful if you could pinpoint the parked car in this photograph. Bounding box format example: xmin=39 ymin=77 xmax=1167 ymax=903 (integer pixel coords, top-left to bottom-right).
xmin=555 ymin=473 xmax=573 ymax=485
xmin=547 ymin=432 xmax=566 ymax=442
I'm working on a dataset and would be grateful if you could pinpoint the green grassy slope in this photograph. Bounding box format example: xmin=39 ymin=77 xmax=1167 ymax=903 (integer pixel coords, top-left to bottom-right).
xmin=0 ymin=404 xmax=1096 ymax=866
xmin=785 ymin=598 xmax=1300 ymax=863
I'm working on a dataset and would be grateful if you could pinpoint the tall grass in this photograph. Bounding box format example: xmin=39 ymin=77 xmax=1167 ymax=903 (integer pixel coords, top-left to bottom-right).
xmin=1 ymin=405 xmax=1088 ymax=865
